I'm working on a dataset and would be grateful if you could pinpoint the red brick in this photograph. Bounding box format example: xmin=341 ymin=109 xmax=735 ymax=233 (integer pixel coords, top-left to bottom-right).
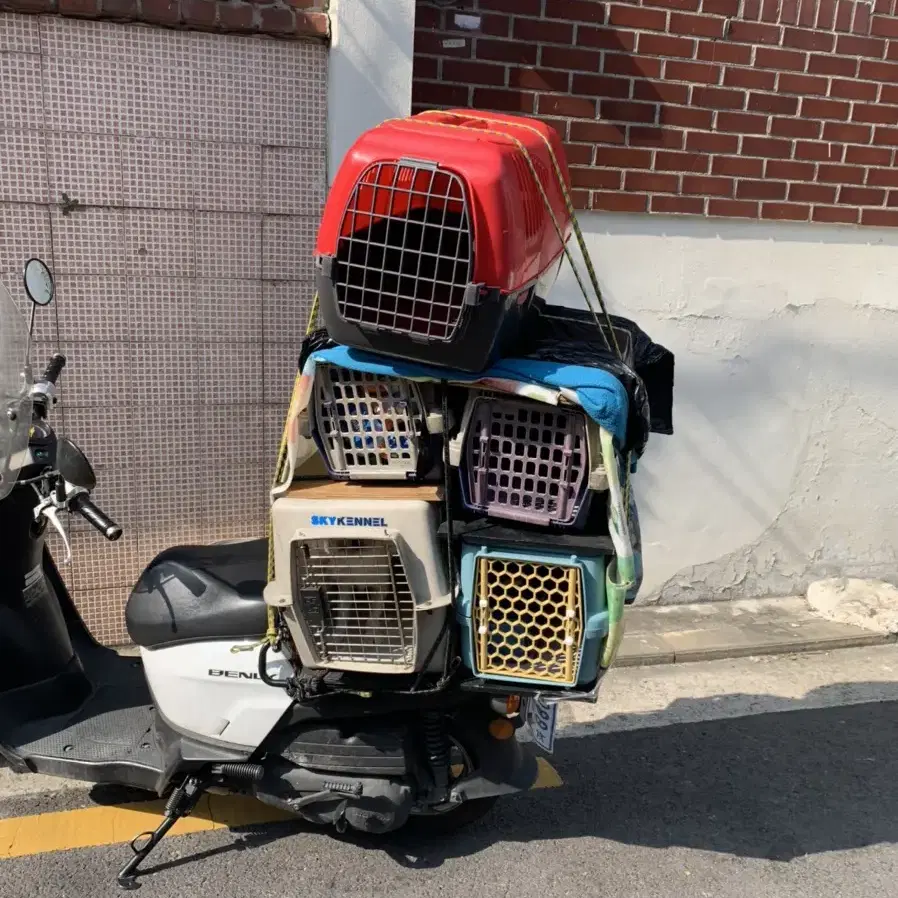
xmin=513 ymin=17 xmax=573 ymax=43
xmin=859 ymin=59 xmax=898 ymax=83
xmin=889 ymin=190 xmax=898 ymax=206
xmin=708 ymin=199 xmax=760 ymax=218
xmin=669 ymin=11 xmax=726 ymax=36
xmin=415 ymin=31 xmax=471 ymax=57
xmin=510 ymin=68 xmax=570 ymax=92
xmin=838 ymin=185 xmax=886 ymax=205
xmin=604 ymin=54 xmax=662 ymax=79
xmin=813 ymin=205 xmax=860 ymax=224
xmin=867 ymin=166 xmax=898 ymax=187
xmin=713 ymin=154 xmax=764 ymax=177
xmin=601 ymin=100 xmax=658 ymax=123
xmin=415 ymin=57 xmax=439 ymax=80
xmin=662 ymin=105 xmax=714 ymax=128
xmin=830 ymin=78 xmax=877 ymax=101
xmin=748 ymin=91 xmax=798 ymax=114
xmin=807 ymin=54 xmax=858 ymax=78
xmin=145 ymin=0 xmax=186 ymax=22
xmin=414 ymin=81 xmax=470 ymax=106
xmin=260 ymin=6 xmax=295 ymax=35
xmin=823 ymin=121 xmax=872 ymax=142
xmin=569 ymin=188 xmax=590 ymax=208
xmin=443 ymin=60 xmax=505 ymax=86
xmin=814 ymin=0 xmax=837 ymax=29
xmin=638 ymin=32 xmax=695 ymax=58
xmin=570 ymin=167 xmax=623 ymax=189
xmin=607 ymin=4 xmax=668 ymax=30
xmin=592 ymin=191 xmax=649 ymax=212
xmin=736 ymin=179 xmax=787 ymax=200
xmin=701 ymin=0 xmax=740 ymax=14
xmin=544 ymin=0 xmax=609 ymax=21
xmin=766 ymin=159 xmax=815 ymax=179
xmin=570 ymin=120 xmax=626 ymax=142
xmin=687 ymin=131 xmax=739 ymax=153
xmin=565 ymin=144 xmax=595 ymax=165
xmin=771 ymin=116 xmax=822 ymax=139
xmin=594 ymin=146 xmax=654 ymax=167
xmin=861 ymin=208 xmax=898 ymax=225
xmin=476 ymin=39 xmax=536 ymax=65
xmin=716 ymin=111 xmax=768 ymax=134
xmin=845 ymin=144 xmax=892 ymax=165
xmin=818 ymin=164 xmax=866 ymax=184
xmin=295 ymin=11 xmax=328 ymax=37
xmin=629 ymin=125 xmax=685 ymax=147
xmin=872 ymin=13 xmax=898 ymax=37
xmin=654 ymin=150 xmax=711 ymax=172
xmin=755 ymin=47 xmax=808 ymax=71
xmin=693 ymin=86 xmax=746 ymax=109
xmin=696 ymin=40 xmax=752 ymax=65
xmin=682 ymin=174 xmax=733 ymax=196
xmin=742 ymin=136 xmax=793 ymax=158
xmin=836 ymin=34 xmax=886 ymax=58
xmin=625 ymin=171 xmax=681 ymax=192
xmin=643 ymin=0 xmax=700 ymax=8
xmin=181 ymin=0 xmax=215 ymax=27
xmin=890 ymin=40 xmax=898 ymax=62
xmin=726 ymin=20 xmax=781 ymax=45
xmin=778 ymin=73 xmax=828 ymax=95
xmin=795 ymin=140 xmax=844 ymax=161
xmin=538 ymin=94 xmax=596 ymax=117
xmin=474 ymin=88 xmax=535 ymax=113
xmin=789 ymin=183 xmax=837 ymax=203
xmin=880 ymin=84 xmax=898 ymax=104
xmin=761 ymin=202 xmax=810 ymax=221
xmin=478 ymin=0 xmax=541 ymax=13
xmin=217 ymin=2 xmax=253 ymax=30
xmin=58 ymin=0 xmax=97 ymax=15
xmin=578 ymin=26 xmax=637 ymax=51
xmin=783 ymin=27 xmax=835 ymax=52
xmin=0 ymin=0 xmax=55 ymax=10
xmin=724 ymin=67 xmax=776 ymax=91
xmin=651 ymin=194 xmax=705 ymax=214
xmin=634 ymin=79 xmax=690 ymax=104
xmin=801 ymin=97 xmax=850 ymax=120
xmin=415 ymin=5 xmax=441 ymax=28
xmin=665 ymin=60 xmax=721 ymax=84
xmin=573 ymin=73 xmax=631 ymax=99
xmin=874 ymin=126 xmax=898 ymax=145
xmin=100 ymin=0 xmax=137 ymax=15
xmin=853 ymin=104 xmax=898 ymax=126
xmin=541 ymin=45 xmax=600 ymax=70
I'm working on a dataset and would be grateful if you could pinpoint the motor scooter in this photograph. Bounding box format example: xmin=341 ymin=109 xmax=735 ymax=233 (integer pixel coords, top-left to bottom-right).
xmin=0 ymin=260 xmax=539 ymax=889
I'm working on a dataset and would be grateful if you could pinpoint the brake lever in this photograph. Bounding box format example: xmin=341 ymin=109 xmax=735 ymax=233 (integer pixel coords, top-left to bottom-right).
xmin=33 ymin=495 xmax=72 ymax=564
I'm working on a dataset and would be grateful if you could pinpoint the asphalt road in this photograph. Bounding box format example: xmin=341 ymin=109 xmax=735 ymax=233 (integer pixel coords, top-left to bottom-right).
xmin=2 ymin=694 xmax=897 ymax=898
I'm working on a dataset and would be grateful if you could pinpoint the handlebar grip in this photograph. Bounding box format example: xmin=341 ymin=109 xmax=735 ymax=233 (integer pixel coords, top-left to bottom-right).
xmin=70 ymin=494 xmax=122 ymax=541
xmin=42 ymin=353 xmax=67 ymax=385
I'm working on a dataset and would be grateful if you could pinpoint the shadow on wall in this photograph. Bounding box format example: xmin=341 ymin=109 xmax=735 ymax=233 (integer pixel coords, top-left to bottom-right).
xmin=380 ymin=693 xmax=898 ymax=866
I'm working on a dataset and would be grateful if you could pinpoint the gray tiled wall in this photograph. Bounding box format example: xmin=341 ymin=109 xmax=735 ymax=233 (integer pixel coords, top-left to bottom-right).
xmin=0 ymin=13 xmax=326 ymax=643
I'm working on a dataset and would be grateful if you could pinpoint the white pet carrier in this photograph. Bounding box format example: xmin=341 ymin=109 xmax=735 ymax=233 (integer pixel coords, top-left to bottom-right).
xmin=265 ymin=485 xmax=450 ymax=675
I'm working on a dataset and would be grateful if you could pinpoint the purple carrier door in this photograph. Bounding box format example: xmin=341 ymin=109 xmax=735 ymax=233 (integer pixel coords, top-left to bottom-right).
xmin=463 ymin=394 xmax=591 ymax=527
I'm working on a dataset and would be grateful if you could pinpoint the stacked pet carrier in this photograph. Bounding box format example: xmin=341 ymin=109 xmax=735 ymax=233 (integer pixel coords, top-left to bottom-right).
xmin=266 ymin=110 xmax=659 ymax=698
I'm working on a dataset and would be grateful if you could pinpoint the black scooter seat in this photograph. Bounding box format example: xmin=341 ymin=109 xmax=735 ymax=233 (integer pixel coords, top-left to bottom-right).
xmin=126 ymin=538 xmax=269 ymax=650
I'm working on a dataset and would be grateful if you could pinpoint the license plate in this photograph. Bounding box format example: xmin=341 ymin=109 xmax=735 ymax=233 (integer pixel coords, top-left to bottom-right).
xmin=523 ymin=696 xmax=558 ymax=755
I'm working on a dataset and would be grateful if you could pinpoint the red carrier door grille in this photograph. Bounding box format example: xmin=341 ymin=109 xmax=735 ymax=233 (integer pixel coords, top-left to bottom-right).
xmin=333 ymin=161 xmax=474 ymax=342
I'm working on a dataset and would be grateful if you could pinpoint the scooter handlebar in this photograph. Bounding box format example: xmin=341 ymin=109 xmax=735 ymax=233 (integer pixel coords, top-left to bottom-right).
xmin=69 ymin=493 xmax=123 ymax=541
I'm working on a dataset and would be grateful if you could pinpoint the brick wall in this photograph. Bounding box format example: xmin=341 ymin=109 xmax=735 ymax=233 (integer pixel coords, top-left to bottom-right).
xmin=0 ymin=0 xmax=328 ymax=39
xmin=413 ymin=0 xmax=898 ymax=226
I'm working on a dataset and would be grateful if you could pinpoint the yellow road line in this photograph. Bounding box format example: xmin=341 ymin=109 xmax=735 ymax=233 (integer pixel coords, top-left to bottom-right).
xmin=0 ymin=761 xmax=563 ymax=860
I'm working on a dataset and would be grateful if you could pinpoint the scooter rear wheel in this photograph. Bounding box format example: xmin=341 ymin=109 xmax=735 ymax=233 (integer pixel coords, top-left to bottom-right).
xmin=407 ymin=795 xmax=499 ymax=835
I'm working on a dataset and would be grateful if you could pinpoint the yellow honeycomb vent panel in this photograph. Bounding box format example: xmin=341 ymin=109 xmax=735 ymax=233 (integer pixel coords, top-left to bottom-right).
xmin=473 ymin=556 xmax=583 ymax=685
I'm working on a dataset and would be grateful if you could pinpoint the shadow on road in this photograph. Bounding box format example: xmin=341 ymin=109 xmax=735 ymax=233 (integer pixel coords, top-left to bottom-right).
xmin=380 ymin=692 xmax=898 ymax=867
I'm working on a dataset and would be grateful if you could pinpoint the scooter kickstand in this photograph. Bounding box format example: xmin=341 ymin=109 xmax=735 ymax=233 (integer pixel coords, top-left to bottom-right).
xmin=117 ymin=775 xmax=207 ymax=890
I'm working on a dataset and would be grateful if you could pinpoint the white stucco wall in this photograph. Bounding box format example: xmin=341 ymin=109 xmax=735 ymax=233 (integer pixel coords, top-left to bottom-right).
xmin=326 ymin=0 xmax=416 ymax=182
xmin=554 ymin=214 xmax=898 ymax=602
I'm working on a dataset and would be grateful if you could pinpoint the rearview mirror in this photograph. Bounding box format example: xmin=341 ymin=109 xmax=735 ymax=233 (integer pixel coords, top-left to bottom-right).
xmin=56 ymin=437 xmax=96 ymax=491
xmin=23 ymin=258 xmax=54 ymax=307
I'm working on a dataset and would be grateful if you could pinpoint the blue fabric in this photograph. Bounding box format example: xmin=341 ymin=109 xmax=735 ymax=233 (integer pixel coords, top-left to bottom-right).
xmin=309 ymin=345 xmax=630 ymax=444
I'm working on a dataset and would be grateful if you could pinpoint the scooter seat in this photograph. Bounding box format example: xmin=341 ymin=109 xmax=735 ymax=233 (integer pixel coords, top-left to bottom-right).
xmin=125 ymin=538 xmax=269 ymax=649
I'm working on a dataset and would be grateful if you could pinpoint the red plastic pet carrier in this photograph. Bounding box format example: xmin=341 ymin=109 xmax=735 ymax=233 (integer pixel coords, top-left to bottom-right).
xmin=315 ymin=110 xmax=572 ymax=373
